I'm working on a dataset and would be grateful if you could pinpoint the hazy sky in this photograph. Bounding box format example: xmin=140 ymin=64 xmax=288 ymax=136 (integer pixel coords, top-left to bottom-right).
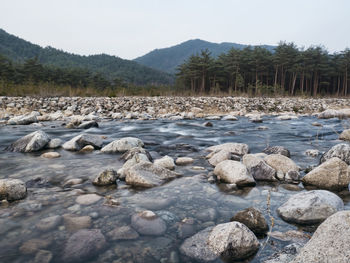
xmin=1 ymin=0 xmax=349 ymax=59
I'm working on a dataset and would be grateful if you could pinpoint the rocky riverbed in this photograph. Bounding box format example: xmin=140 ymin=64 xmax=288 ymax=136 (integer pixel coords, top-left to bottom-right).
xmin=1 ymin=96 xmax=350 ymax=263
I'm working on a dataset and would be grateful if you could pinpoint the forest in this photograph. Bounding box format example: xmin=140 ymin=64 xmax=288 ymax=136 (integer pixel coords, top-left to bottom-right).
xmin=176 ymin=42 xmax=350 ymax=97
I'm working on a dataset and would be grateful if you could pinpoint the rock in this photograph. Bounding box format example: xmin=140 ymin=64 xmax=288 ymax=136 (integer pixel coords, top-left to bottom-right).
xmin=206 ymin=143 xmax=249 ymax=156
xmin=207 ymin=149 xmax=235 ymax=167
xmin=121 ymin=147 xmax=153 ymax=162
xmin=213 ymin=160 xmax=256 ymax=187
xmin=203 ymin=121 xmax=213 ymax=127
xmin=318 ymin=108 xmax=350 ymax=119
xmin=63 ymin=215 xmax=92 ymax=232
xmin=231 ymin=207 xmax=269 ymax=235
xmin=125 ymin=162 xmax=178 ymax=188
xmin=77 ymin=120 xmax=99 ymax=129
xmin=249 ymin=115 xmax=263 ymax=123
xmin=118 ymin=153 xmax=151 ymax=179
xmin=107 ymin=225 xmax=139 ymax=240
xmin=320 ymin=143 xmax=350 ymax=164
xmin=0 ymin=179 xmax=27 ymax=201
xmin=291 ymin=211 xmax=350 ymax=263
xmin=222 ymin=115 xmax=238 ymax=121
xmin=131 ymin=210 xmax=167 ymax=236
xmin=175 ymin=157 xmax=194 ymax=165
xmin=63 ymin=178 xmax=83 ymax=187
xmin=101 ymin=137 xmax=144 ymax=153
xmin=243 ymin=154 xmax=277 ymax=181
xmin=154 ymin=155 xmax=175 ymax=170
xmin=258 ymin=126 xmax=269 ymax=130
xmin=277 ymin=190 xmax=344 ymax=224
xmin=79 ymin=145 xmax=95 ymax=153
xmin=269 ymin=230 xmax=311 ymax=243
xmin=36 ymin=215 xmax=62 ymax=231
xmin=76 ymin=194 xmax=101 ymax=205
xmin=263 ymin=146 xmax=291 ymax=157
xmin=177 ymin=218 xmax=197 ymax=239
xmin=62 ymin=229 xmax=106 ymax=262
xmin=93 ymin=169 xmax=118 ymax=186
xmin=62 ymin=134 xmax=103 ymax=151
xmin=305 ymin=149 xmax=319 ymax=157
xmin=276 ymin=115 xmax=297 ymax=121
xmin=180 ymin=227 xmax=217 ymax=262
xmin=263 ymin=243 xmax=302 ymax=263
xmin=207 ymin=222 xmax=260 ymax=261
xmin=302 ymin=157 xmax=350 ymax=191
xmin=8 ymin=112 xmax=38 ymax=125
xmin=47 ymin=138 xmax=63 ymax=149
xmin=311 ymin=122 xmax=323 ymax=127
xmin=205 ymin=115 xmax=221 ymax=120
xmin=195 ymin=208 xmax=217 ymax=222
xmin=19 ymin=239 xmax=51 ymax=255
xmin=34 ymin=250 xmax=53 ymax=263
xmin=264 ymin=154 xmax=299 ymax=181
xmin=41 ymin=152 xmax=61 ymax=158
xmin=6 ymin=130 xmax=50 ymax=152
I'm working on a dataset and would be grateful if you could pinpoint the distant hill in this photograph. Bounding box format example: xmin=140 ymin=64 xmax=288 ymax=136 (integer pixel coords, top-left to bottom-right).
xmin=134 ymin=39 xmax=275 ymax=73
xmin=0 ymin=28 xmax=174 ymax=85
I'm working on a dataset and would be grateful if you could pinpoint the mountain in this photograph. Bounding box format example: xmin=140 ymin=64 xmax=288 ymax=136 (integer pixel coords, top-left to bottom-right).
xmin=0 ymin=28 xmax=173 ymax=85
xmin=134 ymin=39 xmax=275 ymax=74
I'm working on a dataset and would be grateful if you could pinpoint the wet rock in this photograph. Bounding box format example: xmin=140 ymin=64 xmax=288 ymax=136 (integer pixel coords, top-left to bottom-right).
xmin=269 ymin=230 xmax=310 ymax=243
xmin=8 ymin=112 xmax=38 ymax=125
xmin=131 ymin=210 xmax=167 ymax=236
xmin=118 ymin=153 xmax=151 ymax=179
xmin=63 ymin=178 xmax=83 ymax=187
xmin=36 ymin=215 xmax=62 ymax=231
xmin=206 ymin=149 xmax=232 ymax=167
xmin=206 ymin=142 xmax=249 ymax=156
xmin=277 ymin=190 xmax=344 ymax=224
xmin=222 ymin=115 xmax=238 ymax=121
xmin=195 ymin=208 xmax=217 ymax=222
xmin=203 ymin=121 xmax=213 ymax=127
xmin=263 ymin=146 xmax=291 ymax=157
xmin=93 ymin=168 xmax=118 ymax=186
xmin=154 ymin=155 xmax=175 ymax=170
xmin=311 ymin=122 xmax=323 ymax=127
xmin=41 ymin=152 xmax=60 ymax=158
xmin=121 ymin=147 xmax=153 ymax=162
xmin=180 ymin=227 xmax=217 ymax=262
xmin=264 ymin=154 xmax=299 ymax=181
xmin=318 ymin=108 xmax=350 ymax=119
xmin=63 ymin=215 xmax=92 ymax=232
xmin=76 ymin=194 xmax=102 ymax=205
xmin=62 ymin=134 xmax=103 ymax=151
xmin=78 ymin=120 xmax=99 ymax=129
xmin=62 ymin=229 xmax=106 ymax=262
xmin=263 ymin=243 xmax=302 ymax=263
xmin=291 ymin=210 xmax=350 ymax=262
xmin=231 ymin=207 xmax=269 ymax=235
xmin=320 ymin=143 xmax=350 ymax=164
xmin=79 ymin=145 xmax=95 ymax=153
xmin=125 ymin=162 xmax=178 ymax=188
xmin=175 ymin=157 xmax=194 ymax=165
xmin=302 ymin=157 xmax=350 ymax=191
xmin=34 ymin=250 xmax=53 ymax=263
xmin=19 ymin=238 xmax=51 ymax=255
xmin=101 ymin=137 xmax=144 ymax=153
xmin=177 ymin=218 xmax=197 ymax=239
xmin=6 ymin=130 xmax=50 ymax=152
xmin=107 ymin=225 xmax=139 ymax=240
xmin=0 ymin=179 xmax=27 ymax=201
xmin=213 ymin=160 xmax=256 ymax=187
xmin=207 ymin=221 xmax=260 ymax=261
xmin=243 ymin=154 xmax=277 ymax=181
xmin=47 ymin=138 xmax=63 ymax=149
xmin=305 ymin=149 xmax=319 ymax=157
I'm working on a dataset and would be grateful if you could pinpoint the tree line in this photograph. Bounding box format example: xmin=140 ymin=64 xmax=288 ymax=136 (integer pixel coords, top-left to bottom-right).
xmin=176 ymin=42 xmax=350 ymax=97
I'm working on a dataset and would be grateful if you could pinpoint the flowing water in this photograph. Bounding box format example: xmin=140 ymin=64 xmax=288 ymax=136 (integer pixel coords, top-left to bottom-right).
xmin=0 ymin=116 xmax=350 ymax=262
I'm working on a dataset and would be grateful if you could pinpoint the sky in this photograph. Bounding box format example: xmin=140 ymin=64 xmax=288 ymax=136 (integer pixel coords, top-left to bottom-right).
xmin=1 ymin=0 xmax=350 ymax=60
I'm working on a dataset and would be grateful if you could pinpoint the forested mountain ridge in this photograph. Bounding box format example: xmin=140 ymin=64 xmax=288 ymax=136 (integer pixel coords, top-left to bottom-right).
xmin=0 ymin=28 xmax=174 ymax=85
xmin=134 ymin=39 xmax=275 ymax=73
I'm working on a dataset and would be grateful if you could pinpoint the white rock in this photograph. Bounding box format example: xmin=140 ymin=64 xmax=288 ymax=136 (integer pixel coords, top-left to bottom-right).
xmin=154 ymin=155 xmax=175 ymax=170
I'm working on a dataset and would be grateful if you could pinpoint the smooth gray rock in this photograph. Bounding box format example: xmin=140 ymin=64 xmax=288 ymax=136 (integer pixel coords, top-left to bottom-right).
xmin=101 ymin=137 xmax=144 ymax=153
xmin=62 ymin=229 xmax=106 ymax=262
xmin=0 ymin=179 xmax=27 ymax=201
xmin=62 ymin=134 xmax=103 ymax=151
xmin=6 ymin=130 xmax=50 ymax=152
xmin=291 ymin=211 xmax=350 ymax=263
xmin=131 ymin=210 xmax=166 ymax=236
xmin=320 ymin=143 xmax=350 ymax=165
xmin=277 ymin=190 xmax=344 ymax=224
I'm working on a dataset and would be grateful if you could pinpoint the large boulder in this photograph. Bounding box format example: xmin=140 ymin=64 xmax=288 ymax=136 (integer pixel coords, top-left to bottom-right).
xmin=291 ymin=211 xmax=350 ymax=263
xmin=180 ymin=227 xmax=217 ymax=262
xmin=277 ymin=190 xmax=344 ymax=224
xmin=131 ymin=210 xmax=166 ymax=236
xmin=207 ymin=222 xmax=260 ymax=261
xmin=320 ymin=143 xmax=350 ymax=165
xmin=8 ymin=112 xmax=38 ymax=125
xmin=125 ymin=162 xmax=178 ymax=188
xmin=206 ymin=143 xmax=249 ymax=156
xmin=101 ymin=137 xmax=144 ymax=153
xmin=264 ymin=154 xmax=300 ymax=182
xmin=263 ymin=146 xmax=291 ymax=157
xmin=0 ymin=179 xmax=27 ymax=201
xmin=243 ymin=154 xmax=277 ymax=181
xmin=302 ymin=157 xmax=350 ymax=191
xmin=62 ymin=134 xmax=103 ymax=151
xmin=213 ymin=160 xmax=256 ymax=187
xmin=231 ymin=207 xmax=269 ymax=235
xmin=6 ymin=130 xmax=50 ymax=152
xmin=62 ymin=229 xmax=106 ymax=262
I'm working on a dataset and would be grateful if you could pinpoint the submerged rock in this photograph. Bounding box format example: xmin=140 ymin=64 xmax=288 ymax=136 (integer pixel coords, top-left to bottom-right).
xmin=36 ymin=215 xmax=62 ymax=232
xmin=101 ymin=137 xmax=144 ymax=153
xmin=107 ymin=225 xmax=139 ymax=240
xmin=0 ymin=179 xmax=27 ymax=201
xmin=131 ymin=210 xmax=167 ymax=236
xmin=6 ymin=130 xmax=50 ymax=152
xmin=62 ymin=134 xmax=103 ymax=151
xmin=231 ymin=207 xmax=269 ymax=235
xmin=213 ymin=160 xmax=256 ymax=187
xmin=62 ymin=229 xmax=106 ymax=262
xmin=93 ymin=168 xmax=118 ymax=186
xmin=63 ymin=215 xmax=92 ymax=232
xmin=320 ymin=143 xmax=350 ymax=164
xmin=291 ymin=211 xmax=350 ymax=263
xmin=302 ymin=157 xmax=350 ymax=191
xmin=207 ymin=221 xmax=260 ymax=261
xmin=75 ymin=194 xmax=102 ymax=205
xmin=277 ymin=190 xmax=344 ymax=224
xmin=41 ymin=152 xmax=60 ymax=158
